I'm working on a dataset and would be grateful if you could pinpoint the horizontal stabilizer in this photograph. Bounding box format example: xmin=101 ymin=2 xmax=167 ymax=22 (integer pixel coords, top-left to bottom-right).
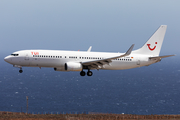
xmin=149 ymin=55 xmax=175 ymax=60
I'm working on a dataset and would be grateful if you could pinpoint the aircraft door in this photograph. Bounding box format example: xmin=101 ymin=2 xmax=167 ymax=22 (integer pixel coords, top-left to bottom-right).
xmin=136 ymin=57 xmax=140 ymax=65
xmin=24 ymin=54 xmax=29 ymax=60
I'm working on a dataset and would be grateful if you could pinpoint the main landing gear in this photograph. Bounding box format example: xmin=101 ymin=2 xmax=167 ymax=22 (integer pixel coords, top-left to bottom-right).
xmin=87 ymin=70 xmax=93 ymax=76
xmin=80 ymin=70 xmax=93 ymax=76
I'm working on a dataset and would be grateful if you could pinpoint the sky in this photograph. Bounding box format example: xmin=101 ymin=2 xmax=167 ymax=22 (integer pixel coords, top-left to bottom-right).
xmin=0 ymin=0 xmax=179 ymax=56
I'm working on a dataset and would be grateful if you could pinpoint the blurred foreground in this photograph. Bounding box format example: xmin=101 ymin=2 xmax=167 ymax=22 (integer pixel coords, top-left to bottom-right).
xmin=0 ymin=111 xmax=180 ymax=120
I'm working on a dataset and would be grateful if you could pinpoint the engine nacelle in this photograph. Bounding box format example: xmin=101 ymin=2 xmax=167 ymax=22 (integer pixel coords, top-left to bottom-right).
xmin=65 ymin=62 xmax=82 ymax=71
xmin=54 ymin=67 xmax=66 ymax=71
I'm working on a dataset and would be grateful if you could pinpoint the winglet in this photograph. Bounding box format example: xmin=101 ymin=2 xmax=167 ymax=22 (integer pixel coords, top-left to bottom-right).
xmin=87 ymin=46 xmax=92 ymax=52
xmin=125 ymin=44 xmax=135 ymax=55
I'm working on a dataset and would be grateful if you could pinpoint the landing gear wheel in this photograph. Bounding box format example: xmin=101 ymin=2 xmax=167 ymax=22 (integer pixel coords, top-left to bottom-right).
xmin=87 ymin=71 xmax=93 ymax=76
xmin=80 ymin=71 xmax=86 ymax=76
xmin=19 ymin=69 xmax=23 ymax=73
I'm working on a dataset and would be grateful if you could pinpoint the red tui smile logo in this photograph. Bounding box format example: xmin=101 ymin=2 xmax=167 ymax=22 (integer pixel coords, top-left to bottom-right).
xmin=147 ymin=42 xmax=157 ymax=51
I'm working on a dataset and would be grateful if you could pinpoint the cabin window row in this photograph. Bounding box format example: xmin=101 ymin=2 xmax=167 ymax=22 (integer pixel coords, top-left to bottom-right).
xmin=79 ymin=57 xmax=103 ymax=59
xmin=33 ymin=55 xmax=62 ymax=58
xmin=69 ymin=56 xmax=77 ymax=59
xmin=33 ymin=55 xmax=132 ymax=61
xmin=114 ymin=58 xmax=132 ymax=61
xmin=33 ymin=55 xmax=103 ymax=60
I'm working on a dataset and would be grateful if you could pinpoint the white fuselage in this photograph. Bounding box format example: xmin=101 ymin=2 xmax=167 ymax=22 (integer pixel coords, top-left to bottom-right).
xmin=4 ymin=50 xmax=156 ymax=71
xmin=4 ymin=25 xmax=173 ymax=76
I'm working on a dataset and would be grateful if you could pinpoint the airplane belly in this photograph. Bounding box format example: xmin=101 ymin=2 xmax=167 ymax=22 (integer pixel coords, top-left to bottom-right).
xmin=103 ymin=61 xmax=138 ymax=70
xmin=30 ymin=58 xmax=64 ymax=68
xmin=13 ymin=57 xmax=30 ymax=66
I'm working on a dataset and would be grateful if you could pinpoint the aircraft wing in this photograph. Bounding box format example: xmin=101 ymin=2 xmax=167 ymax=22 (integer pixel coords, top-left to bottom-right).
xmin=82 ymin=44 xmax=134 ymax=69
xmin=149 ymin=55 xmax=175 ymax=60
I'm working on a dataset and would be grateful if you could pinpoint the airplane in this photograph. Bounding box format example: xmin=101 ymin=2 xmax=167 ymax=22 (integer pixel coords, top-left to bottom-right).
xmin=4 ymin=25 xmax=174 ymax=76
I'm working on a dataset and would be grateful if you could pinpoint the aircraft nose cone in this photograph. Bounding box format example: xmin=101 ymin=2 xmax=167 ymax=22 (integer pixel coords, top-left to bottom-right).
xmin=4 ymin=56 xmax=12 ymax=63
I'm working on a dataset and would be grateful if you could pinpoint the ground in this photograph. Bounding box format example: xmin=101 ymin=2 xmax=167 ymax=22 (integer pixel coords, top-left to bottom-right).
xmin=0 ymin=111 xmax=180 ymax=120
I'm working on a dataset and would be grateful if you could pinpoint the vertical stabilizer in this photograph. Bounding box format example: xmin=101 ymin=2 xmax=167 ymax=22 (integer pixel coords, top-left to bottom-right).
xmin=133 ymin=25 xmax=167 ymax=56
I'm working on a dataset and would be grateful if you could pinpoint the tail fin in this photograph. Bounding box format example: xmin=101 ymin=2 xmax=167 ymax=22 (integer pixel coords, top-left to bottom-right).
xmin=133 ymin=25 xmax=167 ymax=56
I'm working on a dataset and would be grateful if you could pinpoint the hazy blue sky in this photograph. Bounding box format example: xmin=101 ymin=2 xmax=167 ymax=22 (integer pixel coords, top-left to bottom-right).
xmin=0 ymin=0 xmax=179 ymax=55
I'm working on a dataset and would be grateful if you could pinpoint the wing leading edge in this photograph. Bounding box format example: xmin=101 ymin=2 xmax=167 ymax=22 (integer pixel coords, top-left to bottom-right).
xmin=82 ymin=44 xmax=135 ymax=69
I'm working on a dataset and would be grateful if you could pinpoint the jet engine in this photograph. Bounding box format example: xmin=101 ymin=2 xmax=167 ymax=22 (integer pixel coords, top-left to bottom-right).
xmin=65 ymin=62 xmax=82 ymax=71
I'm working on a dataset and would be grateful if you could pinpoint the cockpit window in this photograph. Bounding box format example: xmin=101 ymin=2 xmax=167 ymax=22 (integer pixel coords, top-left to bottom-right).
xmin=11 ymin=54 xmax=19 ymax=56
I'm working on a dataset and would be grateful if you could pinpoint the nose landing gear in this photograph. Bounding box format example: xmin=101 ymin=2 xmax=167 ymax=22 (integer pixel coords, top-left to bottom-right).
xmin=13 ymin=65 xmax=23 ymax=73
xmin=19 ymin=68 xmax=23 ymax=73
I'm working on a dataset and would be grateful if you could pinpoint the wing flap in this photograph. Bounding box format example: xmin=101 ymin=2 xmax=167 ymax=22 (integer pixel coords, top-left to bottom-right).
xmin=82 ymin=44 xmax=135 ymax=69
